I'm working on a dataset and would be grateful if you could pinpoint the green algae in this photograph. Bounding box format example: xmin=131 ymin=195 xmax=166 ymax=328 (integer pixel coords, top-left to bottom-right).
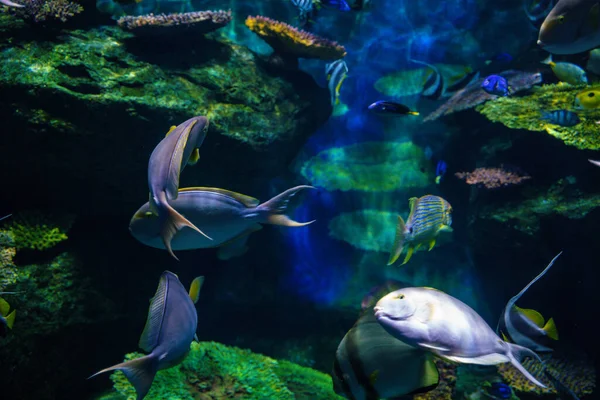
xmin=477 ymin=83 xmax=600 ymax=150
xmin=5 ymin=210 xmax=73 ymax=251
xmin=300 ymin=141 xmax=433 ymax=192
xmin=100 ymin=341 xmax=343 ymax=400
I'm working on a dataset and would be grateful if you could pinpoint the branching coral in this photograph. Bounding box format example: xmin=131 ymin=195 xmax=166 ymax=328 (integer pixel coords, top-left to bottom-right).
xmin=300 ymin=141 xmax=433 ymax=192
xmin=101 ymin=341 xmax=343 ymax=400
xmin=477 ymin=83 xmax=600 ymax=150
xmin=7 ymin=0 xmax=83 ymax=23
xmin=455 ymin=167 xmax=531 ymax=189
xmin=245 ymin=15 xmax=346 ymax=61
xmin=5 ymin=210 xmax=73 ymax=251
xmin=117 ymin=10 xmax=232 ymax=37
xmin=424 ymin=70 xmax=542 ymax=122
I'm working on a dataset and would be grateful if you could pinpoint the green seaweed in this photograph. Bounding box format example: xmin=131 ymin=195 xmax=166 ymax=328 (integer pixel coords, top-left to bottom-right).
xmin=5 ymin=210 xmax=73 ymax=251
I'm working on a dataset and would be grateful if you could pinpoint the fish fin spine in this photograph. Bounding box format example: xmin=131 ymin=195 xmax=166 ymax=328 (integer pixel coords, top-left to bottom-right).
xmin=88 ymin=354 xmax=159 ymax=400
xmin=428 ymin=239 xmax=436 ymax=251
xmin=160 ymin=201 xmax=212 ymax=260
xmin=387 ymin=215 xmax=406 ymax=265
xmin=401 ymin=246 xmax=414 ymax=265
xmin=543 ymin=317 xmax=559 ymax=340
xmin=258 ymin=186 xmax=316 ymax=227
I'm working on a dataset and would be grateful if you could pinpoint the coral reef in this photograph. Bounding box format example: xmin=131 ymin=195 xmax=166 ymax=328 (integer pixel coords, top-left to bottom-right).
xmin=0 ymin=229 xmax=17 ymax=291
xmin=455 ymin=167 xmax=531 ymax=189
xmin=479 ymin=176 xmax=600 ymax=235
xmin=117 ymin=10 xmax=232 ymax=37
xmin=6 ymin=0 xmax=83 ymax=23
xmin=497 ymin=352 xmax=595 ymax=397
xmin=424 ymin=70 xmax=542 ymax=122
xmin=5 ymin=210 xmax=73 ymax=250
xmin=300 ymin=141 xmax=433 ymax=192
xmin=477 ymin=83 xmax=600 ymax=150
xmin=99 ymin=341 xmax=343 ymax=400
xmin=245 ymin=15 xmax=346 ymax=61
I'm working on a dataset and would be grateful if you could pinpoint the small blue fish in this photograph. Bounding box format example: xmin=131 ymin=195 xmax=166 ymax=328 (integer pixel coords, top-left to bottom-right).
xmin=481 ymin=75 xmax=510 ymax=97
xmin=541 ymin=110 xmax=581 ymax=127
xmin=486 ymin=52 xmax=514 ymax=65
xmin=435 ymin=160 xmax=447 ymax=184
xmin=320 ymin=0 xmax=351 ymax=11
xmin=482 ymin=382 xmax=512 ymax=399
xmin=367 ymin=101 xmax=419 ymax=116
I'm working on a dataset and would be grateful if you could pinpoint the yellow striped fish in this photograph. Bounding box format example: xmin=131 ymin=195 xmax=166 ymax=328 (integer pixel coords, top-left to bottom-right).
xmin=388 ymin=195 xmax=453 ymax=266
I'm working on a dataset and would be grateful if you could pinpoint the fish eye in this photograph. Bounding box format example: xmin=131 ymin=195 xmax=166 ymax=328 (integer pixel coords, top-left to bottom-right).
xmin=557 ymin=15 xmax=565 ymax=24
xmin=589 ymin=92 xmax=595 ymax=98
xmin=396 ymin=294 xmax=405 ymax=300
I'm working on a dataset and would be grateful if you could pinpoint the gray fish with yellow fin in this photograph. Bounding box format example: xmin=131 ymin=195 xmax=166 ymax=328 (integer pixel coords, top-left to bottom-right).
xmin=374 ymin=287 xmax=547 ymax=389
xmin=0 ymin=297 xmax=16 ymax=331
xmin=497 ymin=252 xmax=561 ymax=353
xmin=89 ymin=271 xmax=203 ymax=400
xmin=388 ymin=195 xmax=453 ymax=266
xmin=130 ymin=186 xmax=315 ymax=259
xmin=147 ymin=116 xmax=211 ymax=261
xmin=333 ymin=282 xmax=440 ymax=400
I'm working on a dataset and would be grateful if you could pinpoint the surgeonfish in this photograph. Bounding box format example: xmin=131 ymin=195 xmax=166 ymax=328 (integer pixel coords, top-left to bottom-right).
xmin=387 ymin=195 xmax=453 ymax=266
xmin=332 ymin=307 xmax=440 ymax=399
xmin=89 ymin=271 xmax=204 ymax=400
xmin=435 ymin=160 xmax=447 ymax=184
xmin=130 ymin=186 xmax=315 ymax=259
xmin=540 ymin=55 xmax=588 ymax=85
xmin=497 ymin=252 xmax=561 ymax=353
xmin=541 ymin=109 xmax=581 ymax=126
xmin=326 ymin=59 xmax=349 ymax=106
xmin=0 ymin=297 xmax=16 ymax=331
xmin=367 ymin=101 xmax=419 ymax=116
xmin=374 ymin=287 xmax=547 ymax=389
xmin=147 ymin=116 xmax=211 ymax=260
xmin=538 ymin=0 xmax=600 ymax=54
xmin=574 ymin=88 xmax=600 ymax=109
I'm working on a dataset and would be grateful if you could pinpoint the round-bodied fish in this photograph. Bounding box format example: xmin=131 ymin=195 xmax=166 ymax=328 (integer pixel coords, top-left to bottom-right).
xmin=130 ymin=185 xmax=315 ymax=259
xmin=374 ymin=287 xmax=547 ymax=389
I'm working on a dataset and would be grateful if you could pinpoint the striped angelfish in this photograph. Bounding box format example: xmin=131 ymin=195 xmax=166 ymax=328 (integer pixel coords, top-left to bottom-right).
xmin=388 ymin=195 xmax=453 ymax=266
xmin=291 ymin=0 xmax=314 ymax=23
xmin=326 ymin=59 xmax=348 ymax=106
xmin=541 ymin=110 xmax=581 ymax=127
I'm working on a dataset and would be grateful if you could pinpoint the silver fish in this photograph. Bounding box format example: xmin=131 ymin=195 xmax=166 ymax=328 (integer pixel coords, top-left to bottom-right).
xmin=374 ymin=287 xmax=547 ymax=389
xmin=497 ymin=252 xmax=561 ymax=353
xmin=1 ymin=0 xmax=24 ymax=7
xmin=130 ymin=186 xmax=315 ymax=259
xmin=326 ymin=59 xmax=348 ymax=106
xmin=538 ymin=0 xmax=600 ymax=54
xmin=147 ymin=116 xmax=211 ymax=260
xmin=89 ymin=271 xmax=203 ymax=400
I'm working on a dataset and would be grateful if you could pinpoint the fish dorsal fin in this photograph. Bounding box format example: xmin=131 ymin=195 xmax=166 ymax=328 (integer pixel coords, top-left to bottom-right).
xmin=0 ymin=297 xmax=9 ymax=316
xmin=514 ymin=306 xmax=545 ymax=328
xmin=167 ymin=119 xmax=198 ymax=198
xmin=178 ymin=187 xmax=260 ymax=207
xmin=408 ymin=197 xmax=418 ymax=212
xmin=165 ymin=125 xmax=177 ymax=137
xmin=188 ymin=276 xmax=204 ymax=304
xmin=138 ymin=273 xmax=170 ymax=352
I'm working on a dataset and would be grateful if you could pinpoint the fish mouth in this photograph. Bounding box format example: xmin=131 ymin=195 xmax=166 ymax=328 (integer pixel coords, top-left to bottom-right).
xmin=373 ymin=306 xmax=404 ymax=321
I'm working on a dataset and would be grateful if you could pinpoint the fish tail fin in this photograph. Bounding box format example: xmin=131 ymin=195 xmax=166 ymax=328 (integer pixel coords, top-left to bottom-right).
xmin=5 ymin=310 xmax=15 ymax=329
xmin=258 ymin=185 xmax=316 ymax=227
xmin=541 ymin=54 xmax=553 ymax=66
xmin=505 ymin=342 xmax=547 ymax=389
xmin=543 ymin=317 xmax=559 ymax=340
xmin=387 ymin=216 xmax=406 ymax=265
xmin=88 ymin=354 xmax=158 ymax=400
xmin=161 ymin=202 xmax=212 ymax=260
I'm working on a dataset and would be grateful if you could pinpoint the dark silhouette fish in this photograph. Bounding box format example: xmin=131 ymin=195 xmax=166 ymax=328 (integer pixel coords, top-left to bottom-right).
xmin=89 ymin=271 xmax=203 ymax=400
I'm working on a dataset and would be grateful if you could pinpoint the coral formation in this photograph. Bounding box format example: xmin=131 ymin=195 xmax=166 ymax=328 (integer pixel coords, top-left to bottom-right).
xmin=245 ymin=15 xmax=346 ymax=61
xmin=424 ymin=70 xmax=543 ymax=122
xmin=117 ymin=10 xmax=232 ymax=37
xmin=497 ymin=353 xmax=595 ymax=397
xmin=455 ymin=167 xmax=531 ymax=189
xmin=300 ymin=141 xmax=433 ymax=192
xmin=477 ymin=83 xmax=600 ymax=150
xmin=6 ymin=0 xmax=83 ymax=23
xmin=0 ymin=229 xmax=17 ymax=291
xmin=99 ymin=341 xmax=343 ymax=400
xmin=5 ymin=210 xmax=73 ymax=251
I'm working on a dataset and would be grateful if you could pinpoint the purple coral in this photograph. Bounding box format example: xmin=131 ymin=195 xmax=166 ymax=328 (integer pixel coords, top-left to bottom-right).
xmin=424 ymin=70 xmax=542 ymax=122
xmin=455 ymin=167 xmax=531 ymax=189
xmin=117 ymin=10 xmax=232 ymax=37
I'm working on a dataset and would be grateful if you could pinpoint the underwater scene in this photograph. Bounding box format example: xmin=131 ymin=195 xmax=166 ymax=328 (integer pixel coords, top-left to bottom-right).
xmin=1 ymin=0 xmax=600 ymax=399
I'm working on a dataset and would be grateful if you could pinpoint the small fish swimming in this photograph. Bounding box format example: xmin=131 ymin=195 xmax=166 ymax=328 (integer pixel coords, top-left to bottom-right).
xmin=541 ymin=55 xmax=588 ymax=85
xmin=291 ymin=0 xmax=314 ymax=24
xmin=538 ymin=0 xmax=600 ymax=55
xmin=319 ymin=0 xmax=351 ymax=11
xmin=481 ymin=382 xmax=513 ymax=399
xmin=435 ymin=160 xmax=447 ymax=184
xmin=374 ymin=287 xmax=547 ymax=389
xmin=541 ymin=110 xmax=581 ymax=127
xmin=387 ymin=195 xmax=453 ymax=266
xmin=574 ymin=88 xmax=600 ymax=110
xmin=497 ymin=252 xmax=561 ymax=353
xmin=333 ymin=284 xmax=439 ymax=400
xmin=130 ymin=186 xmax=315 ymax=259
xmin=89 ymin=271 xmax=203 ymax=400
xmin=367 ymin=101 xmax=419 ymax=116
xmin=326 ymin=59 xmax=349 ymax=106
xmin=481 ymin=75 xmax=511 ymax=97
xmin=147 ymin=116 xmax=211 ymax=260
xmin=0 ymin=297 xmax=16 ymax=333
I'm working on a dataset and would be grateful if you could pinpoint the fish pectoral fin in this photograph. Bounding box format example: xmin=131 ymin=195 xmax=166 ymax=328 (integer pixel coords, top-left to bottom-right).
xmin=427 ymin=239 xmax=436 ymax=251
xmin=438 ymin=224 xmax=453 ymax=233
xmin=417 ymin=342 xmax=451 ymax=353
xmin=216 ymin=225 xmax=262 ymax=261
xmin=543 ymin=317 xmax=559 ymax=340
xmin=443 ymin=353 xmax=509 ymax=365
xmin=188 ymin=276 xmax=205 ymax=304
xmin=187 ymin=148 xmax=200 ymax=166
xmin=165 ymin=125 xmax=177 ymax=137
xmin=515 ymin=306 xmax=545 ymax=328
